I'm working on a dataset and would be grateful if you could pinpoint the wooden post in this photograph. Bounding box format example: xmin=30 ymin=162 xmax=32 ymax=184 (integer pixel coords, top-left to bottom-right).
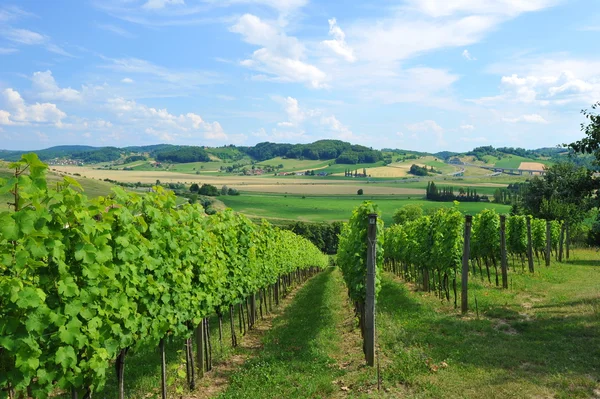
xmin=160 ymin=339 xmax=167 ymax=399
xmin=526 ymin=216 xmax=534 ymax=273
xmin=195 ymin=320 xmax=204 ymax=378
xmin=545 ymin=220 xmax=551 ymax=267
xmin=365 ymin=213 xmax=377 ymax=367
xmin=500 ymin=215 xmax=508 ymax=289
xmin=559 ymin=223 xmax=565 ymax=262
xmin=565 ymin=221 xmax=570 ymax=260
xmin=461 ymin=215 xmax=472 ymax=313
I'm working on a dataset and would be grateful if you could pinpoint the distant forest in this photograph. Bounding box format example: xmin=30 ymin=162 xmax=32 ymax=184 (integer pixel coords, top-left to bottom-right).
xmin=0 ymin=141 xmax=596 ymax=168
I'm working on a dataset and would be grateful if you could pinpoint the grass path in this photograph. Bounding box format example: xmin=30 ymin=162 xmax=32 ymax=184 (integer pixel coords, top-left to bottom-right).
xmin=377 ymin=250 xmax=600 ymax=398
xmin=217 ymin=267 xmax=373 ymax=398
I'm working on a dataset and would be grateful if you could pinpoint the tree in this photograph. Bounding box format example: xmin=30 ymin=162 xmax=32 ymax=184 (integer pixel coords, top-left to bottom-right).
xmin=357 ymin=189 xmax=364 ymax=195
xmin=221 ymin=185 xmax=228 ymax=195
xmin=392 ymin=204 xmax=423 ymax=225
xmin=190 ymin=183 xmax=200 ymax=193
xmin=521 ymin=162 xmax=597 ymax=223
xmin=199 ymin=183 xmax=219 ymax=196
xmin=568 ymin=102 xmax=600 ymax=164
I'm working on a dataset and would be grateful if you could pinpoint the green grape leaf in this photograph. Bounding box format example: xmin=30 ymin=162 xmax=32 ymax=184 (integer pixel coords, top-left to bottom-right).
xmin=55 ymin=345 xmax=77 ymax=369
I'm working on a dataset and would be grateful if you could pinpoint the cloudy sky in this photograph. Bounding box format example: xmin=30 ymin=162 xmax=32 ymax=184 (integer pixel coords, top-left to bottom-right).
xmin=0 ymin=0 xmax=598 ymax=151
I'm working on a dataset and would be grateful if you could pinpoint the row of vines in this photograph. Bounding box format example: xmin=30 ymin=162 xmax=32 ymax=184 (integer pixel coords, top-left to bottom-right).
xmin=383 ymin=207 xmax=565 ymax=305
xmin=336 ymin=202 xmax=384 ymax=362
xmin=0 ymin=154 xmax=329 ymax=398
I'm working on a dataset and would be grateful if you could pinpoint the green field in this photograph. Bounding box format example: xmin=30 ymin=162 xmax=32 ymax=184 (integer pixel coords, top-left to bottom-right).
xmin=257 ymin=157 xmax=332 ymax=172
xmin=220 ymin=193 xmax=511 ymax=225
xmin=481 ymin=154 xmax=554 ymax=169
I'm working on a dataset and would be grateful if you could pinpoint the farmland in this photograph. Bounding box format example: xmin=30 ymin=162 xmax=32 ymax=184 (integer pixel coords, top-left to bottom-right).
xmin=220 ymin=193 xmax=511 ymax=225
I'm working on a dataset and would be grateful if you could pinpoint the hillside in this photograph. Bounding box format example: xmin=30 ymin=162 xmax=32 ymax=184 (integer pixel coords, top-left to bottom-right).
xmin=1 ymin=142 xmax=595 ymax=173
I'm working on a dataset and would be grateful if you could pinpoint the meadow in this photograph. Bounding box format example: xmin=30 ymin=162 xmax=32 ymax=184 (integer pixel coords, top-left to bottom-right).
xmin=220 ymin=193 xmax=511 ymax=225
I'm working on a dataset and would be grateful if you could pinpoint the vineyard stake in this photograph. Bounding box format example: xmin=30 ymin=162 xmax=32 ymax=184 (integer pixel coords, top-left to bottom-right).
xmin=365 ymin=213 xmax=377 ymax=367
xmin=545 ymin=220 xmax=551 ymax=267
xmin=565 ymin=221 xmax=570 ymax=260
xmin=526 ymin=216 xmax=534 ymax=273
xmin=196 ymin=321 xmax=204 ymax=378
xmin=500 ymin=215 xmax=508 ymax=289
xmin=159 ymin=339 xmax=167 ymax=399
xmin=461 ymin=215 xmax=472 ymax=314
xmin=559 ymin=222 xmax=565 ymax=262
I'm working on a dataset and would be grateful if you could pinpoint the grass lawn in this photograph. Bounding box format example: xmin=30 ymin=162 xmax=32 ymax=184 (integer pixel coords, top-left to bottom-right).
xmin=378 ymin=249 xmax=600 ymax=398
xmin=220 ymin=193 xmax=511 ymax=225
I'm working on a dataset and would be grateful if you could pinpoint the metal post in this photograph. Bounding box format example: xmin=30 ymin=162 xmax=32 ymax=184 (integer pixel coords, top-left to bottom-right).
xmin=461 ymin=215 xmax=472 ymax=313
xmin=526 ymin=216 xmax=534 ymax=273
xmin=500 ymin=215 xmax=508 ymax=289
xmin=365 ymin=213 xmax=377 ymax=367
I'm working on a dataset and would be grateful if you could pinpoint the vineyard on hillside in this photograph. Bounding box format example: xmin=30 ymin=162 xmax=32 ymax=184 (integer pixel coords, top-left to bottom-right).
xmin=0 ymin=154 xmax=328 ymax=399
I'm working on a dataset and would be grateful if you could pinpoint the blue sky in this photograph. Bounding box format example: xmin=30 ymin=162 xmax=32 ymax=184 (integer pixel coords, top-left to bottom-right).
xmin=0 ymin=0 xmax=599 ymax=152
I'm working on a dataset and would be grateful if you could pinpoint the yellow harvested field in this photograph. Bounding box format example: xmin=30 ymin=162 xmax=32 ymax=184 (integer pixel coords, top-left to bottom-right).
xmin=519 ymin=162 xmax=546 ymax=171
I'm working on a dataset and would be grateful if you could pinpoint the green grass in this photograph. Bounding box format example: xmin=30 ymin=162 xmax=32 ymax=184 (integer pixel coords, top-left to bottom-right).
xmin=220 ymin=193 xmax=511 ymax=225
xmin=257 ymin=157 xmax=332 ymax=172
xmin=482 ymin=155 xmax=554 ymax=169
xmin=219 ymin=268 xmax=355 ymax=398
xmin=378 ymin=249 xmax=600 ymax=398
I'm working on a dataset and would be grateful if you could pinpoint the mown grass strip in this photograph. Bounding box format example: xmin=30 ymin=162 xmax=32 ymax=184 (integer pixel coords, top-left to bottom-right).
xmin=377 ymin=250 xmax=600 ymax=399
xmin=218 ymin=267 xmax=368 ymax=399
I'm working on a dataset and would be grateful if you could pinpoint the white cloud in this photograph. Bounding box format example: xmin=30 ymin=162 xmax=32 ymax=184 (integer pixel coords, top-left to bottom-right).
xmin=348 ymin=1 xmax=558 ymax=64
xmin=406 ymin=120 xmax=444 ymax=133
xmin=321 ymin=115 xmax=353 ymax=139
xmin=106 ymin=97 xmax=227 ymax=140
xmin=102 ymin=56 xmax=219 ymax=88
xmin=46 ymin=43 xmax=75 ymax=57
xmin=121 ymin=77 xmax=134 ymax=84
xmin=32 ymin=71 xmax=82 ymax=102
xmin=503 ymin=114 xmax=548 ymax=123
xmin=2 ymin=28 xmax=47 ymax=45
xmin=460 ymin=124 xmax=475 ymax=130
xmin=0 ymin=88 xmax=67 ymax=126
xmin=462 ymin=49 xmax=476 ymax=61
xmin=479 ymin=58 xmax=600 ymax=107
xmin=35 ymin=131 xmax=49 ymax=142
xmin=276 ymin=96 xmax=306 ymax=126
xmin=0 ymin=110 xmax=12 ymax=125
xmin=231 ymin=14 xmax=327 ymax=88
xmin=321 ymin=18 xmax=356 ymax=62
xmin=0 ymin=5 xmax=34 ymax=22
xmin=406 ymin=120 xmax=446 ymax=146
xmin=0 ymin=47 xmax=17 ymax=55
xmin=97 ymin=24 xmax=136 ymax=38
xmin=403 ymin=0 xmax=560 ymax=18
xmin=142 ymin=0 xmax=185 ymax=10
